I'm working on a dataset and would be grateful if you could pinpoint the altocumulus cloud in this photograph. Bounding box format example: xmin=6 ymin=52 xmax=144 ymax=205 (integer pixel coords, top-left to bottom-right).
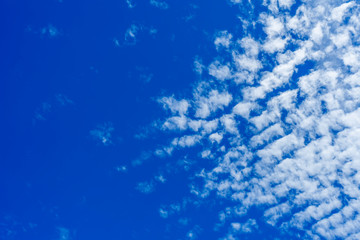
xmin=146 ymin=0 xmax=360 ymax=239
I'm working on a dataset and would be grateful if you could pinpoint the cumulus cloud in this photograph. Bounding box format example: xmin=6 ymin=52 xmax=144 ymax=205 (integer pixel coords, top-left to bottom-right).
xmin=144 ymin=0 xmax=360 ymax=239
xmin=214 ymin=31 xmax=233 ymax=49
xmin=208 ymin=61 xmax=232 ymax=81
xmin=158 ymin=96 xmax=190 ymax=115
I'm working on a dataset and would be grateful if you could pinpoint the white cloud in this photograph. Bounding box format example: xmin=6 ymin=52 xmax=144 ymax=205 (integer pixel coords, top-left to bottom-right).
xmin=222 ymin=219 xmax=258 ymax=239
xmin=194 ymin=57 xmax=205 ymax=75
xmin=124 ymin=24 xmax=139 ymax=45
xmin=57 ymin=227 xmax=71 ymax=240
xmin=33 ymin=94 xmax=74 ymax=124
xmin=150 ymin=0 xmax=169 ymax=9
xmin=41 ymin=24 xmax=60 ymax=38
xmin=208 ymin=61 xmax=232 ymax=81
xmin=155 ymin=174 xmax=166 ymax=183
xmin=159 ymin=202 xmax=182 ymax=219
xmin=278 ymin=0 xmax=295 ymax=9
xmin=331 ymin=29 xmax=350 ymax=49
xmin=233 ymin=52 xmax=262 ymax=73
xmin=331 ymin=1 xmax=355 ymax=22
xmin=194 ymin=90 xmax=233 ymax=119
xmin=209 ymin=132 xmax=223 ymax=144
xmin=122 ymin=24 xmax=157 ymax=46
xmin=310 ymin=22 xmax=324 ymax=44
xmin=149 ymin=1 xmax=360 ymax=239
xmin=343 ymin=47 xmax=360 ymax=71
xmin=214 ymin=31 xmax=233 ymax=49
xmin=172 ymin=135 xmax=201 ymax=148
xmin=159 ymin=208 xmax=169 ymax=218
xmin=136 ymin=181 xmax=155 ymax=194
xmin=232 ymin=101 xmax=257 ymax=120
xmin=239 ymin=37 xmax=260 ymax=57
xmin=250 ymin=123 xmax=284 ymax=147
xmin=262 ymin=15 xmax=285 ymax=38
xmin=115 ymin=165 xmax=128 ymax=173
xmin=201 ymin=149 xmax=212 ymax=158
xmin=90 ymin=122 xmax=114 ymax=146
xmin=220 ymin=114 xmax=238 ymax=135
xmin=55 ymin=94 xmax=73 ymax=106
xmin=263 ymin=36 xmax=288 ymax=53
xmin=229 ymin=0 xmax=242 ymax=4
xmin=186 ymin=225 xmax=202 ymax=239
xmin=159 ymin=96 xmax=190 ymax=115
xmin=126 ymin=0 xmax=135 ymax=8
xmin=162 ymin=115 xmax=188 ymax=130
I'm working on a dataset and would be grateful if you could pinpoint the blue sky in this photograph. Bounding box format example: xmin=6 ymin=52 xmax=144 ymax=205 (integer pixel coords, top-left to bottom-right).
xmin=2 ymin=0 xmax=360 ymax=239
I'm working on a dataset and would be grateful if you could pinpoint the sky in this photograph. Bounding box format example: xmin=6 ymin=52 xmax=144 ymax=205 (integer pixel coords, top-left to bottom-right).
xmin=1 ymin=0 xmax=360 ymax=239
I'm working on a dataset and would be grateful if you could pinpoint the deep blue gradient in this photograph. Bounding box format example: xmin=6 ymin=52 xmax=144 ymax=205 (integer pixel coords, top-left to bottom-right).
xmin=0 ymin=0 xmax=306 ymax=239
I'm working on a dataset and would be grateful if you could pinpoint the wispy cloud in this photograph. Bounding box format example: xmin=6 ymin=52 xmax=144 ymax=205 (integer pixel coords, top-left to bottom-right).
xmin=0 ymin=215 xmax=38 ymax=239
xmin=126 ymin=0 xmax=135 ymax=8
xmin=118 ymin=24 xmax=158 ymax=46
xmin=56 ymin=227 xmax=71 ymax=240
xmin=136 ymin=181 xmax=155 ymax=194
xmin=124 ymin=24 xmax=139 ymax=45
xmin=149 ymin=0 xmax=169 ymax=10
xmin=90 ymin=122 xmax=114 ymax=146
xmin=33 ymin=94 xmax=73 ymax=124
xmin=26 ymin=24 xmax=61 ymax=38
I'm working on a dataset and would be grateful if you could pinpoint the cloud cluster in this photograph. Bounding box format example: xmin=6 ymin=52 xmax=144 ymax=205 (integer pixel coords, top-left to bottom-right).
xmin=152 ymin=0 xmax=360 ymax=239
xmin=90 ymin=122 xmax=114 ymax=146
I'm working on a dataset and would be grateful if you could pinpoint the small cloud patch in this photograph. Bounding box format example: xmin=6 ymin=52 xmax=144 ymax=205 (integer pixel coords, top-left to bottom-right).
xmin=90 ymin=122 xmax=114 ymax=146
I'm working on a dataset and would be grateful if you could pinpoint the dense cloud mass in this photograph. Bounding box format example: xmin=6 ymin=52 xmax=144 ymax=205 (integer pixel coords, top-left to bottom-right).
xmin=155 ymin=1 xmax=360 ymax=239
